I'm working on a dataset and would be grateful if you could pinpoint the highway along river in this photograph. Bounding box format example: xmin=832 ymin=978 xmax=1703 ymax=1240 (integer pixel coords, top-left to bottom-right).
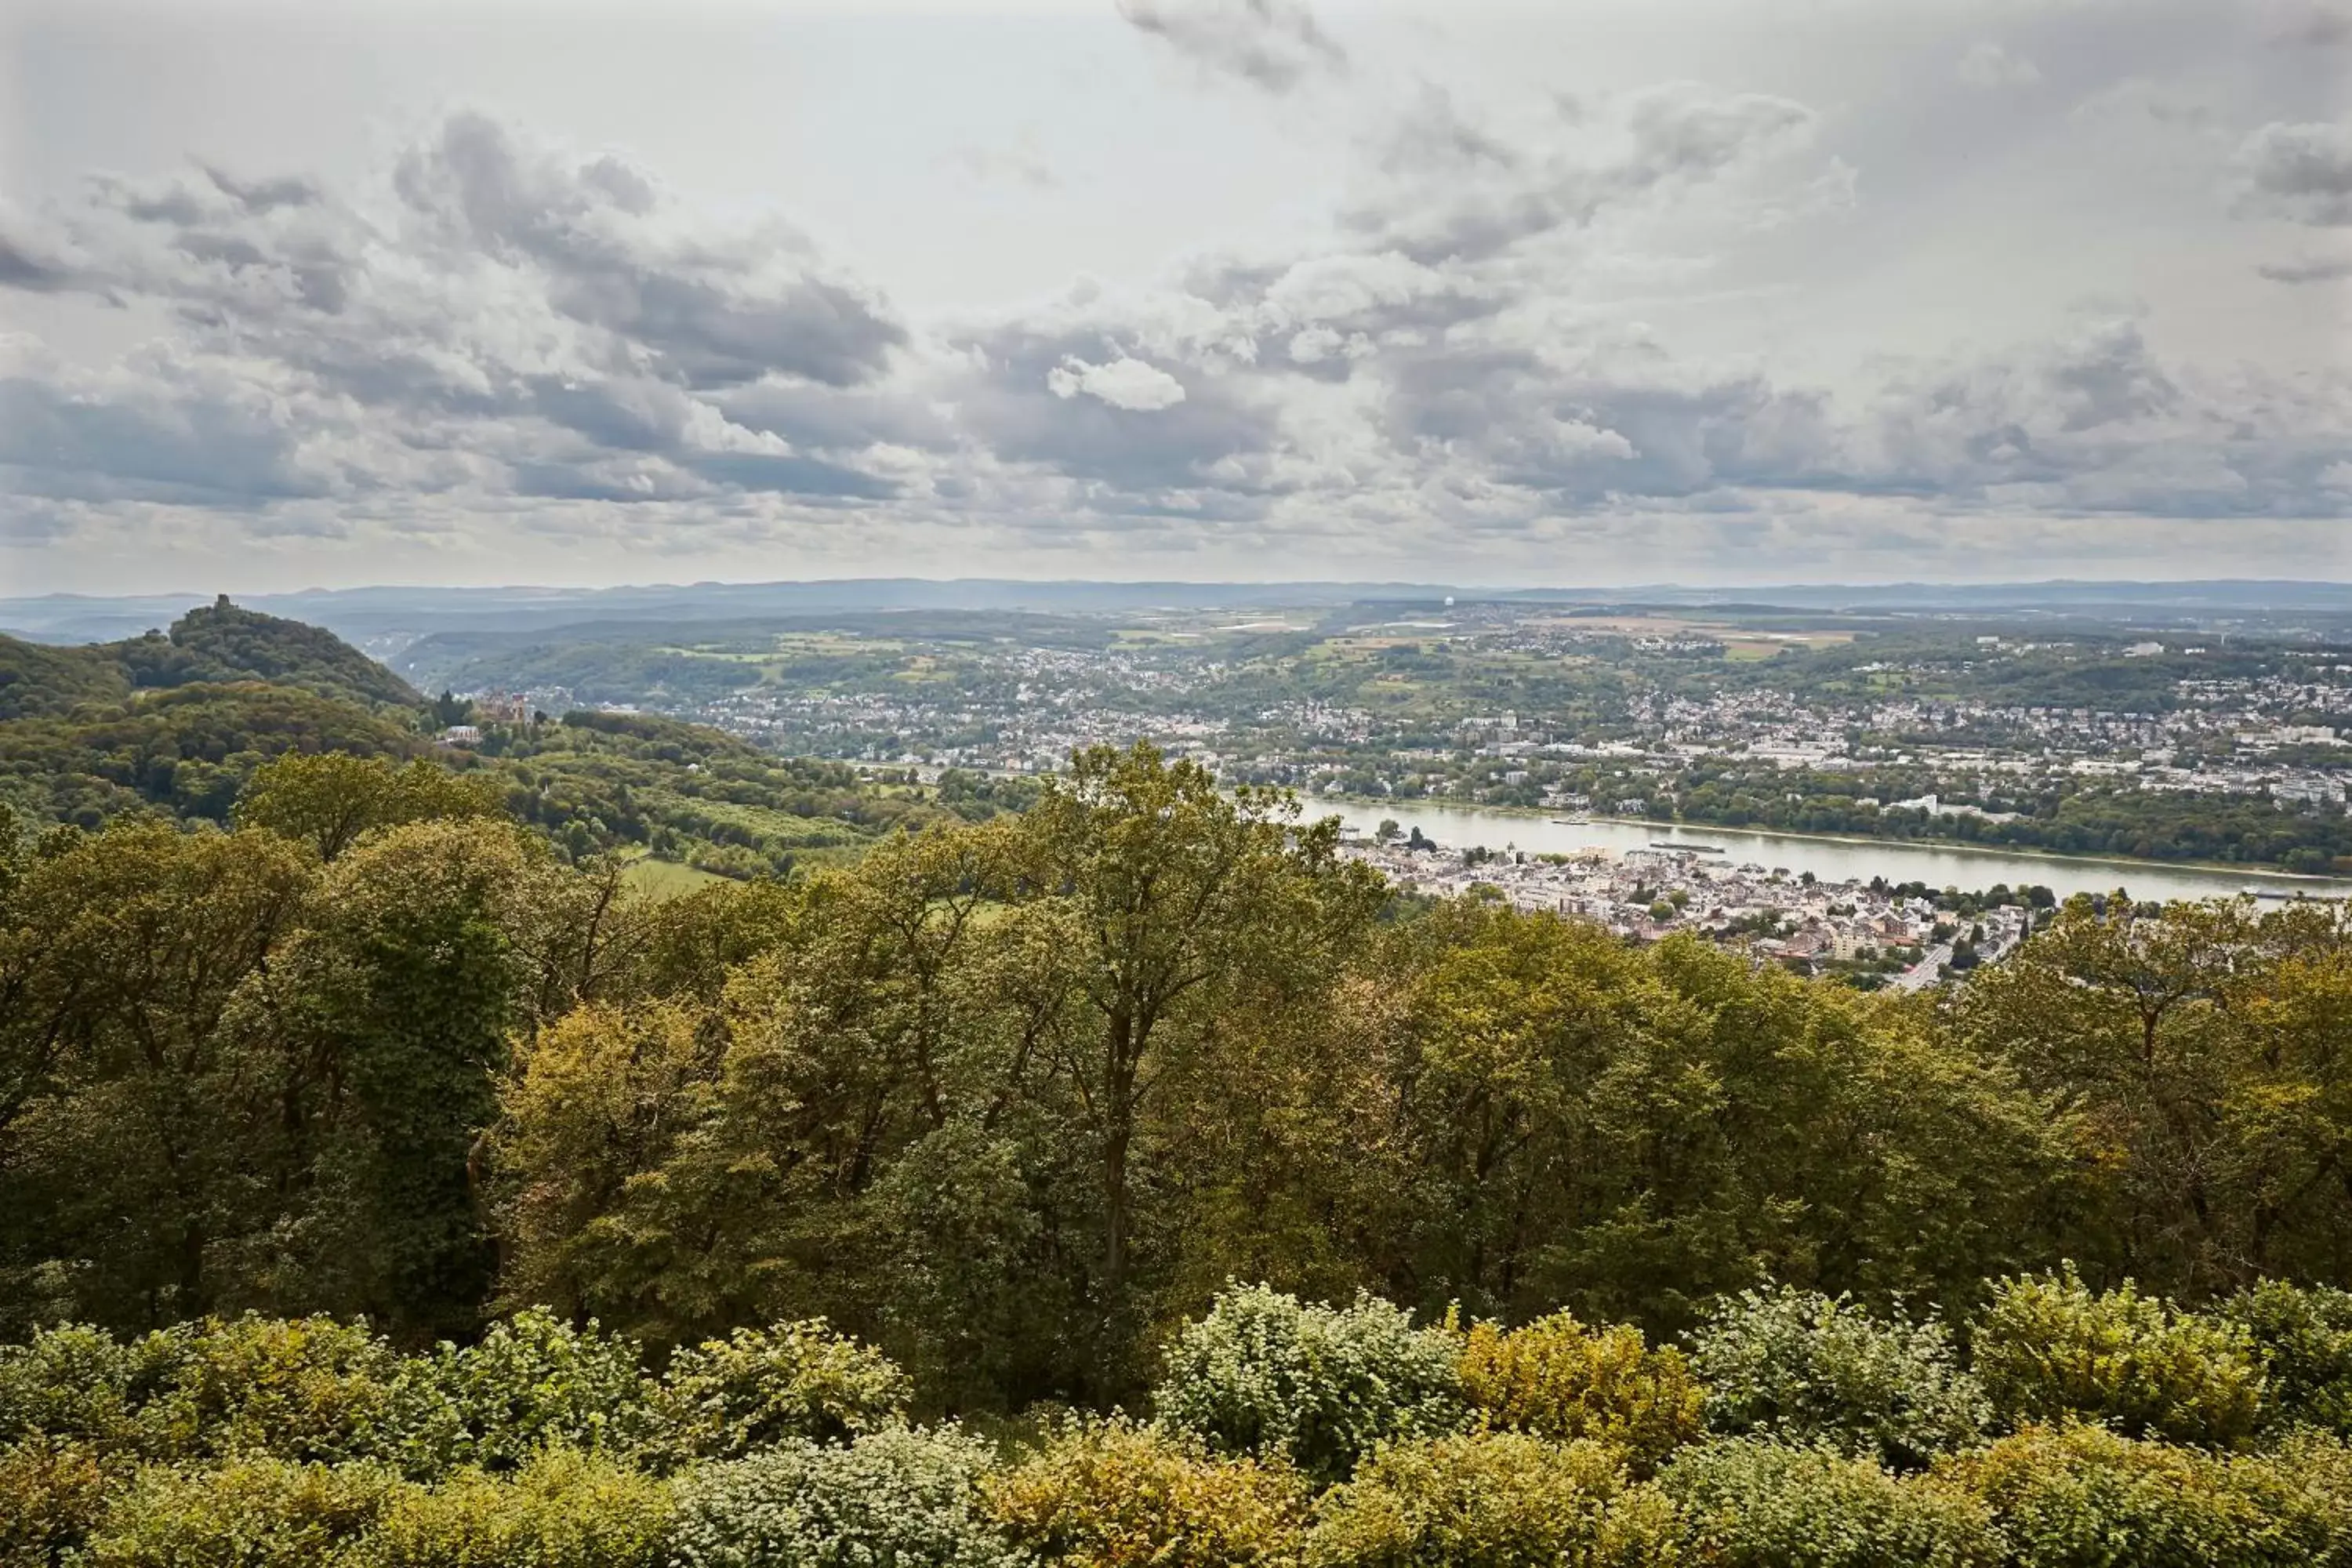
xmin=1318 ymin=800 xmax=2352 ymax=905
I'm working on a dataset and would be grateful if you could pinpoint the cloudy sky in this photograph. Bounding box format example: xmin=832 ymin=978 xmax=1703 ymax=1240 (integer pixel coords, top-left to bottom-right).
xmin=2 ymin=0 xmax=2350 ymax=593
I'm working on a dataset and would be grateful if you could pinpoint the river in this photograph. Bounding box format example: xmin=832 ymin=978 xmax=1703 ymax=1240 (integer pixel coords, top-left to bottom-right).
xmin=1316 ymin=800 xmax=2352 ymax=904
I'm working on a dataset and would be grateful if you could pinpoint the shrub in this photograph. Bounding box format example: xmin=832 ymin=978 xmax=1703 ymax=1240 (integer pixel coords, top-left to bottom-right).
xmin=668 ymin=1424 xmax=1016 ymax=1568
xmin=151 ymin=1316 xmax=405 ymax=1465
xmin=1457 ymin=1311 xmax=1704 ymax=1473
xmin=1972 ymin=1267 xmax=2265 ymax=1446
xmin=985 ymin=1416 xmax=1310 ymax=1567
xmin=1305 ymin=1430 xmax=1675 ymax=1568
xmin=0 ymin=1317 xmax=403 ymax=1468
xmin=1152 ymin=1285 xmax=1464 ymax=1483
xmin=0 ymin=1323 xmax=188 ymax=1459
xmin=354 ymin=1447 xmax=673 ymax=1568
xmin=2273 ymin=1431 xmax=2352 ymax=1568
xmin=78 ymin=1457 xmax=398 ymax=1568
xmin=2220 ymin=1279 xmax=2352 ymax=1435
xmin=1662 ymin=1438 xmax=1998 ymax=1568
xmin=0 ymin=1436 xmax=113 ymax=1566
xmin=1945 ymin=1422 xmax=2330 ymax=1568
xmin=652 ymin=1320 xmax=909 ymax=1463
xmin=387 ymin=1309 xmax=656 ymax=1475
xmin=1686 ymin=1288 xmax=1988 ymax=1469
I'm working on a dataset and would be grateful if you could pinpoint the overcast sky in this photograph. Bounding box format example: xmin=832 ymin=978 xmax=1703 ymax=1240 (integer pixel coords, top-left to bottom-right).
xmin=2 ymin=0 xmax=2350 ymax=593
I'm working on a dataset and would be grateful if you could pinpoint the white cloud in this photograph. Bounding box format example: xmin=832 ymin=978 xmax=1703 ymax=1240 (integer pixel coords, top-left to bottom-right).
xmin=1046 ymin=354 xmax=1189 ymax=411
xmin=1956 ymin=42 xmax=2042 ymax=90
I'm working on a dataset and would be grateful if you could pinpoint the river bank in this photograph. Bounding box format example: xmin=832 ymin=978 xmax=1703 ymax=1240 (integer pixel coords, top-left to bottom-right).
xmin=1313 ymin=797 xmax=2352 ymax=905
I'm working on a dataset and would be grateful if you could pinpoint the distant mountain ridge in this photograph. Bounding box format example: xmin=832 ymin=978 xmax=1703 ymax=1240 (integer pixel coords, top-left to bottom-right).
xmin=7 ymin=577 xmax=2352 ymax=645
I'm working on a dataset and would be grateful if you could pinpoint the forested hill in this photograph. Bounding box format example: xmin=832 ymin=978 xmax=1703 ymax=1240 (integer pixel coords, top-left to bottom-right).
xmin=0 ymin=599 xmax=1019 ymax=873
xmin=0 ymin=595 xmax=420 ymax=720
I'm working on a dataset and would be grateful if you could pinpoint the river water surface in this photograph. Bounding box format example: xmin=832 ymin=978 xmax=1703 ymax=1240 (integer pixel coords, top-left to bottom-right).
xmin=1317 ymin=800 xmax=2352 ymax=905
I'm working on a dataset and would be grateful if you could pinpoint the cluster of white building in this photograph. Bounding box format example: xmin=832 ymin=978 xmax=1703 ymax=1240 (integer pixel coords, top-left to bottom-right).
xmin=1339 ymin=834 xmax=2031 ymax=988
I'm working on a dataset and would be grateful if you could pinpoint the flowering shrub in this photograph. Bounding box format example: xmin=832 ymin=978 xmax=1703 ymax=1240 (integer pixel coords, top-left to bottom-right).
xmin=985 ymin=1415 xmax=1310 ymax=1566
xmin=668 ymin=1424 xmax=1016 ymax=1568
xmin=1973 ymin=1267 xmax=2266 ymax=1446
xmin=1686 ymin=1288 xmax=1988 ymax=1469
xmin=1305 ymin=1430 xmax=1675 ymax=1568
xmin=1152 ymin=1284 xmax=1465 ymax=1483
xmin=1663 ymin=1437 xmax=1999 ymax=1568
xmin=1457 ymin=1309 xmax=1705 ymax=1473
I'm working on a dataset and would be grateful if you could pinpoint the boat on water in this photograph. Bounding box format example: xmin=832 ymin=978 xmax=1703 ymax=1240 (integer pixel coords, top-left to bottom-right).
xmin=1550 ymin=815 xmax=1591 ymax=825
xmin=1650 ymin=840 xmax=1729 ymax=854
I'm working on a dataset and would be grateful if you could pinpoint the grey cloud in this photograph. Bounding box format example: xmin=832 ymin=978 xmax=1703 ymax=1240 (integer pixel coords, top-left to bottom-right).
xmin=2263 ymin=2 xmax=2352 ymax=45
xmin=0 ymin=370 xmax=330 ymax=507
xmin=1343 ymin=84 xmax=1816 ymax=265
xmin=678 ymin=451 xmax=900 ymax=499
xmin=953 ymin=319 xmax=1283 ymax=496
xmin=1116 ymin=0 xmax=1346 ymax=93
xmin=0 ymin=231 xmax=84 ymax=293
xmin=1856 ymin=318 xmax=2349 ymax=517
xmin=719 ymin=379 xmax=956 ymax=452
xmin=2236 ymin=120 xmax=2352 ymax=226
xmin=202 ymin=165 xmax=324 ymax=213
xmin=2259 ymin=255 xmax=2352 ymax=282
xmin=395 ymin=113 xmax=907 ymax=387
xmin=5 ymin=82 xmax=2347 ymax=567
xmin=1380 ymin=343 xmax=1838 ymax=503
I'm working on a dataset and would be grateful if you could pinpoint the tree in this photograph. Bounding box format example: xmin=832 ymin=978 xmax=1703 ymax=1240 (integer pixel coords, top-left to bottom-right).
xmin=0 ymin=822 xmax=315 ymax=1330
xmin=1008 ymin=744 xmax=1381 ymax=1391
xmin=235 ymin=751 xmax=502 ymax=860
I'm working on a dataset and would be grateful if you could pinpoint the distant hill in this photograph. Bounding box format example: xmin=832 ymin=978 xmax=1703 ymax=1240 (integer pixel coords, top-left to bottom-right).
xmin=0 ymin=597 xmax=420 ymax=721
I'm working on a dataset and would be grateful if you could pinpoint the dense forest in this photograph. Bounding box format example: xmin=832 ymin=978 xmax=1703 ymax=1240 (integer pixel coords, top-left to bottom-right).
xmin=6 ymin=722 xmax=2352 ymax=1561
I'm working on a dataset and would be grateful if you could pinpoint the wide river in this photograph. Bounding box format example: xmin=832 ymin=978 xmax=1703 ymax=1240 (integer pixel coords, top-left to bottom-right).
xmin=1317 ymin=800 xmax=2352 ymax=904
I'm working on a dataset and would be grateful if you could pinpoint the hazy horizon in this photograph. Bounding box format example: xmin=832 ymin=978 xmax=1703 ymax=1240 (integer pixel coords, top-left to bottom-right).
xmin=5 ymin=0 xmax=2350 ymax=593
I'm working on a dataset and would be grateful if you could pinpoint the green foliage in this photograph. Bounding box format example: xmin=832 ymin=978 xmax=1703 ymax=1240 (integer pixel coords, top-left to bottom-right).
xmin=78 ymin=1455 xmax=398 ymax=1568
xmin=1662 ymin=1439 xmax=1999 ymax=1568
xmin=666 ymin=1425 xmax=1017 ymax=1568
xmin=1973 ymin=1267 xmax=2267 ymax=1446
xmin=985 ymin=1416 xmax=1310 ymax=1568
xmin=1151 ymin=1284 xmax=1465 ymax=1484
xmin=1456 ymin=1310 xmax=1705 ymax=1474
xmin=1686 ymin=1289 xmax=1989 ymax=1469
xmin=132 ymin=1316 xmax=405 ymax=1465
xmin=1946 ymin=1421 xmax=2331 ymax=1568
xmin=652 ymin=1320 xmax=911 ymax=1461
xmin=2221 ymin=1279 xmax=2352 ymax=1435
xmin=388 ymin=1310 xmax=655 ymax=1476
xmin=354 ymin=1447 xmax=673 ymax=1568
xmin=0 ymin=1436 xmax=112 ymax=1566
xmin=236 ymin=753 xmax=501 ymax=860
xmin=1303 ymin=1430 xmax=1675 ymax=1568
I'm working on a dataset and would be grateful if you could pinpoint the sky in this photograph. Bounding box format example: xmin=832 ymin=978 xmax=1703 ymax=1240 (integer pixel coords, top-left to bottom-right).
xmin=2 ymin=0 xmax=2349 ymax=593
